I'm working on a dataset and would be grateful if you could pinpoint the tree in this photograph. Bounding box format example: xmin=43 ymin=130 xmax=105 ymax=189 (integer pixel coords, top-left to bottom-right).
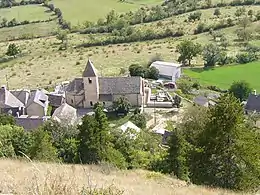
xmin=146 ymin=66 xmax=159 ymax=80
xmin=214 ymin=8 xmax=221 ymax=17
xmin=0 ymin=125 xmax=32 ymax=158
xmin=56 ymin=29 xmax=68 ymax=44
xmin=29 ymin=128 xmax=57 ymax=161
xmin=229 ymin=80 xmax=252 ymax=101
xmin=0 ymin=114 xmax=15 ymax=125
xmin=106 ymin=10 xmax=117 ymax=25
xmin=113 ymin=96 xmax=131 ymax=115
xmin=42 ymin=120 xmax=79 ymax=163
xmin=129 ymin=64 xmax=145 ymax=77
xmin=131 ymin=113 xmax=147 ymax=129
xmin=78 ymin=103 xmax=111 ymax=164
xmin=6 ymin=43 xmax=20 ymax=56
xmin=192 ymin=94 xmax=260 ymax=190
xmin=203 ymin=43 xmax=221 ymax=67
xmin=167 ymin=129 xmax=190 ymax=181
xmin=176 ymin=40 xmax=202 ymax=66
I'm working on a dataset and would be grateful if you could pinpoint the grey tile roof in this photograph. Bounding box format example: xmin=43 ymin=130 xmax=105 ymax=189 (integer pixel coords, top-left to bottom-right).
xmin=245 ymin=94 xmax=260 ymax=112
xmin=82 ymin=59 xmax=98 ymax=77
xmin=66 ymin=78 xmax=84 ymax=94
xmin=26 ymin=89 xmax=48 ymax=108
xmin=99 ymin=77 xmax=141 ymax=95
xmin=10 ymin=89 xmax=30 ymax=105
xmin=48 ymin=94 xmax=65 ymax=107
xmin=15 ymin=115 xmax=50 ymax=130
xmin=66 ymin=77 xmax=142 ymax=95
xmin=52 ymin=103 xmax=77 ymax=124
xmin=0 ymin=87 xmax=25 ymax=108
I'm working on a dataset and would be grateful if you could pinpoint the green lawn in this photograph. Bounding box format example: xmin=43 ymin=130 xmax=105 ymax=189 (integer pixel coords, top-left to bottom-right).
xmin=184 ymin=62 xmax=260 ymax=91
xmin=51 ymin=0 xmax=162 ymax=24
xmin=0 ymin=5 xmax=54 ymax=21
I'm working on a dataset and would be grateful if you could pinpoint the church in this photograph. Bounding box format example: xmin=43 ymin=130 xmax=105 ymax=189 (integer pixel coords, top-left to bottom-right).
xmin=65 ymin=59 xmax=144 ymax=108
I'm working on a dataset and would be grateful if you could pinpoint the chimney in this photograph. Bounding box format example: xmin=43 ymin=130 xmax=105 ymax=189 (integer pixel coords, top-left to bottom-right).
xmin=253 ymin=90 xmax=257 ymax=95
xmin=1 ymin=85 xmax=6 ymax=90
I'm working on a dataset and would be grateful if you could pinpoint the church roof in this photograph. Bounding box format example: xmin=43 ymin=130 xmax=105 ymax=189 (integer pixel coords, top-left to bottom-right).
xmin=66 ymin=77 xmax=142 ymax=95
xmin=82 ymin=59 xmax=98 ymax=77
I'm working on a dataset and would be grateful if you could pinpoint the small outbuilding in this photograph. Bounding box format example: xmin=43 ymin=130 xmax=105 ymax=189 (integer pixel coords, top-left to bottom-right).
xmin=150 ymin=61 xmax=181 ymax=82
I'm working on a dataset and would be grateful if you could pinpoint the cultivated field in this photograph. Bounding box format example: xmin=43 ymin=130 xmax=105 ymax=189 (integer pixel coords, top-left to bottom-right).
xmin=50 ymin=0 xmax=162 ymax=24
xmin=184 ymin=61 xmax=260 ymax=91
xmin=0 ymin=159 xmax=243 ymax=195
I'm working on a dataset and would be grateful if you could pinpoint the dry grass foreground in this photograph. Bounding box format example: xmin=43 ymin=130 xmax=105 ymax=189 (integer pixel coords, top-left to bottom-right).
xmin=0 ymin=159 xmax=247 ymax=195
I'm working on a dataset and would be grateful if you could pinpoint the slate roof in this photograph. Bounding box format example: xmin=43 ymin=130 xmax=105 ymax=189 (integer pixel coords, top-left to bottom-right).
xmin=52 ymin=103 xmax=77 ymax=122
xmin=99 ymin=77 xmax=141 ymax=95
xmin=15 ymin=115 xmax=50 ymax=130
xmin=65 ymin=78 xmax=84 ymax=94
xmin=0 ymin=87 xmax=25 ymax=108
xmin=245 ymin=94 xmax=260 ymax=112
xmin=82 ymin=59 xmax=98 ymax=77
xmin=10 ymin=89 xmax=30 ymax=105
xmin=26 ymin=89 xmax=48 ymax=108
xmin=66 ymin=77 xmax=142 ymax=95
xmin=48 ymin=94 xmax=65 ymax=107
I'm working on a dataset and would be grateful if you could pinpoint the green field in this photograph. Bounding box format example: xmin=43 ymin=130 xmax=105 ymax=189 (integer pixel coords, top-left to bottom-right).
xmin=184 ymin=62 xmax=260 ymax=91
xmin=51 ymin=0 xmax=162 ymax=24
xmin=0 ymin=5 xmax=54 ymax=21
xmin=0 ymin=21 xmax=58 ymax=41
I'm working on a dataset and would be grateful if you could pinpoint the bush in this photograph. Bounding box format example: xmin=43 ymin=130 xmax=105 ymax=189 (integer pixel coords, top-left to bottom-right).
xmin=236 ymin=52 xmax=258 ymax=64
xmin=131 ymin=113 xmax=147 ymax=129
xmin=188 ymin=11 xmax=202 ymax=21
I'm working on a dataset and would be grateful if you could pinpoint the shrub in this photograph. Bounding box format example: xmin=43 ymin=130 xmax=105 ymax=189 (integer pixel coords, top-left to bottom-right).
xmin=131 ymin=113 xmax=147 ymax=129
xmin=188 ymin=11 xmax=202 ymax=21
xmin=236 ymin=52 xmax=258 ymax=64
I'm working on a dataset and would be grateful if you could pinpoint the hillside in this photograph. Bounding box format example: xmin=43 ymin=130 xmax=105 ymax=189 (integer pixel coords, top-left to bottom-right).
xmin=0 ymin=159 xmax=243 ymax=195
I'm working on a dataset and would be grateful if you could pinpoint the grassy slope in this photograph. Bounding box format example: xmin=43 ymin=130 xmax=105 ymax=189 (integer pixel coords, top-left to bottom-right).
xmin=51 ymin=0 xmax=162 ymax=24
xmin=0 ymin=5 xmax=54 ymax=21
xmin=184 ymin=61 xmax=260 ymax=91
xmin=0 ymin=159 xmax=241 ymax=195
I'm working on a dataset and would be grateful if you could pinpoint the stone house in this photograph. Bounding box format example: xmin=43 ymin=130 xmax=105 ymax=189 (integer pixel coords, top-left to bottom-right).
xmin=26 ymin=89 xmax=49 ymax=117
xmin=0 ymin=86 xmax=25 ymax=116
xmin=65 ymin=60 xmax=144 ymax=108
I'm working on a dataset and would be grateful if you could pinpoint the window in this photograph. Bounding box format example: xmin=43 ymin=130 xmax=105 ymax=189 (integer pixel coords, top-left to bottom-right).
xmin=88 ymin=78 xmax=92 ymax=84
xmin=90 ymin=101 xmax=93 ymax=106
xmin=71 ymin=99 xmax=74 ymax=104
xmin=103 ymin=102 xmax=105 ymax=106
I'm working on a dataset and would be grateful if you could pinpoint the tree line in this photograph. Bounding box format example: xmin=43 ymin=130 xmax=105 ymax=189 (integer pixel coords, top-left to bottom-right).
xmin=0 ymin=93 xmax=259 ymax=192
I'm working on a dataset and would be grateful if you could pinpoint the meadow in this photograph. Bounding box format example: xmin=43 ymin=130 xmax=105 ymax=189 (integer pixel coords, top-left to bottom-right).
xmin=184 ymin=61 xmax=260 ymax=91
xmin=50 ymin=0 xmax=162 ymax=24
xmin=0 ymin=159 xmax=243 ymax=195
xmin=0 ymin=5 xmax=54 ymax=21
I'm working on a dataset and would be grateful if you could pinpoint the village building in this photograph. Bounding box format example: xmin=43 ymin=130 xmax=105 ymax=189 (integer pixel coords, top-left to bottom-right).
xmin=150 ymin=61 xmax=181 ymax=82
xmin=26 ymin=89 xmax=49 ymax=117
xmin=52 ymin=103 xmax=77 ymax=125
xmin=65 ymin=59 xmax=144 ymax=109
xmin=0 ymin=86 xmax=25 ymax=116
